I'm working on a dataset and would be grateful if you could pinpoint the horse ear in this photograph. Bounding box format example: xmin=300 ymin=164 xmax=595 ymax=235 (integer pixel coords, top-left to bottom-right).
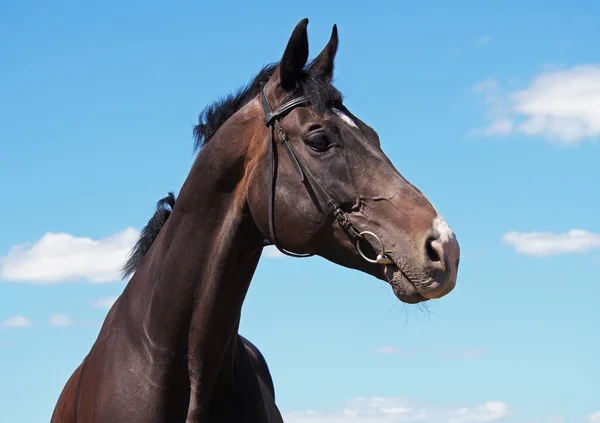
xmin=308 ymin=24 xmax=338 ymax=81
xmin=278 ymin=18 xmax=310 ymax=91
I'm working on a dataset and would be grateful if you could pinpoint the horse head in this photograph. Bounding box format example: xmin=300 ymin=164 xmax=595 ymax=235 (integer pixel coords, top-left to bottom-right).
xmin=240 ymin=18 xmax=460 ymax=304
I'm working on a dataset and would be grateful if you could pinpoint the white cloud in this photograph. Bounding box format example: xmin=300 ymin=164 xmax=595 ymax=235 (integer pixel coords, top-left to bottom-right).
xmin=263 ymin=245 xmax=286 ymax=259
xmin=525 ymin=418 xmax=564 ymax=423
xmin=471 ymin=77 xmax=515 ymax=137
xmin=284 ymin=397 xmax=510 ymax=423
xmin=373 ymin=346 xmax=402 ymax=355
xmin=93 ymin=296 xmax=118 ymax=309
xmin=472 ymin=64 xmax=600 ymax=145
xmin=0 ymin=229 xmax=289 ymax=285
xmin=502 ymin=229 xmax=600 ymax=257
xmin=0 ymin=227 xmax=139 ymax=284
xmin=49 ymin=313 xmax=72 ymax=327
xmin=1 ymin=315 xmax=32 ymax=328
xmin=588 ymin=411 xmax=600 ymax=422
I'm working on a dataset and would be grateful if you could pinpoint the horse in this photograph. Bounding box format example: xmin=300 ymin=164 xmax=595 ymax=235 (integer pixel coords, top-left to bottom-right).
xmin=50 ymin=18 xmax=460 ymax=423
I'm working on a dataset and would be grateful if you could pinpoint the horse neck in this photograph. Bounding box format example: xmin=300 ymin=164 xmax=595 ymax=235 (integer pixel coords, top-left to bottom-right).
xmin=125 ymin=123 xmax=265 ymax=410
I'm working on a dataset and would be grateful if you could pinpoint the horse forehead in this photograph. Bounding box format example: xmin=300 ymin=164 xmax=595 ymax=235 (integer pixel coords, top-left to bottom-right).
xmin=332 ymin=107 xmax=359 ymax=129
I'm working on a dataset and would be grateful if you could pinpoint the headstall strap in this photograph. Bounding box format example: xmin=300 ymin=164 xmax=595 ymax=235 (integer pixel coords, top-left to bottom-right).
xmin=259 ymin=86 xmax=386 ymax=263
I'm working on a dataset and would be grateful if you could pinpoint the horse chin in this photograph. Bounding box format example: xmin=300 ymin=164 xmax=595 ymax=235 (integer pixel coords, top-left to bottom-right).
xmin=383 ymin=263 xmax=429 ymax=304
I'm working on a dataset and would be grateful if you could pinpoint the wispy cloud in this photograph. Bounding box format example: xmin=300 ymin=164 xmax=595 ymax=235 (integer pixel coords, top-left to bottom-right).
xmin=471 ymin=64 xmax=600 ymax=145
xmin=588 ymin=411 xmax=600 ymax=422
xmin=528 ymin=418 xmax=565 ymax=423
xmin=284 ymin=397 xmax=510 ymax=423
xmin=471 ymin=76 xmax=514 ymax=136
xmin=0 ymin=228 xmax=139 ymax=284
xmin=49 ymin=313 xmax=72 ymax=327
xmin=502 ymin=229 xmax=600 ymax=257
xmin=477 ymin=36 xmax=490 ymax=45
xmin=1 ymin=315 xmax=32 ymax=328
xmin=93 ymin=296 xmax=119 ymax=309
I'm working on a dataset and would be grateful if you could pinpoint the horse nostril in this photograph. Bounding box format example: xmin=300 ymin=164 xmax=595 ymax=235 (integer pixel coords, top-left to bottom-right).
xmin=425 ymin=237 xmax=442 ymax=263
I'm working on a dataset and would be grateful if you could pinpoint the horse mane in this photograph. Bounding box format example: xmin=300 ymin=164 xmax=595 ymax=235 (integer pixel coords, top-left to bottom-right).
xmin=122 ymin=60 xmax=343 ymax=278
xmin=193 ymin=60 xmax=343 ymax=151
xmin=121 ymin=192 xmax=176 ymax=278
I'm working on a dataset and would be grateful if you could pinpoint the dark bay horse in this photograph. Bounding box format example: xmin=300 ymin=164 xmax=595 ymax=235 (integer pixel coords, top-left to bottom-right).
xmin=51 ymin=18 xmax=460 ymax=423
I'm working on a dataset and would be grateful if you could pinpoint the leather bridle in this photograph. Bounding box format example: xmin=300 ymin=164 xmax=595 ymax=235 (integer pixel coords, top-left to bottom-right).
xmin=260 ymin=86 xmax=393 ymax=265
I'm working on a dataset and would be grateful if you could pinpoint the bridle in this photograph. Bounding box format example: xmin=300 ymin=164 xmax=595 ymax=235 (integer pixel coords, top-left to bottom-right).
xmin=260 ymin=86 xmax=393 ymax=266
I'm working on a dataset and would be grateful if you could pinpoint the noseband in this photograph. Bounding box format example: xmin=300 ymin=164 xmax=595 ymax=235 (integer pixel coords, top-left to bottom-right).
xmin=260 ymin=87 xmax=393 ymax=266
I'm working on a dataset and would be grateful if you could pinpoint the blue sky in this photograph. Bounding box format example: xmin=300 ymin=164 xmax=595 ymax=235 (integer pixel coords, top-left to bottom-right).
xmin=1 ymin=1 xmax=599 ymax=422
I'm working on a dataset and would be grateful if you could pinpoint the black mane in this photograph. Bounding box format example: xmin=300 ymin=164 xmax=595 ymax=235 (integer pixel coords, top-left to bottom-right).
xmin=193 ymin=61 xmax=343 ymax=151
xmin=121 ymin=192 xmax=176 ymax=278
xmin=122 ymin=62 xmax=343 ymax=278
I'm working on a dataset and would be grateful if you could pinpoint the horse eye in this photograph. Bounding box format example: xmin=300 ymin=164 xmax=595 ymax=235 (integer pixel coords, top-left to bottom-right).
xmin=306 ymin=134 xmax=331 ymax=152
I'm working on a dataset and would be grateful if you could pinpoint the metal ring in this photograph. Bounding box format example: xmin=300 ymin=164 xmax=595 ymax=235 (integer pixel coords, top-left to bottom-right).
xmin=356 ymin=231 xmax=394 ymax=265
